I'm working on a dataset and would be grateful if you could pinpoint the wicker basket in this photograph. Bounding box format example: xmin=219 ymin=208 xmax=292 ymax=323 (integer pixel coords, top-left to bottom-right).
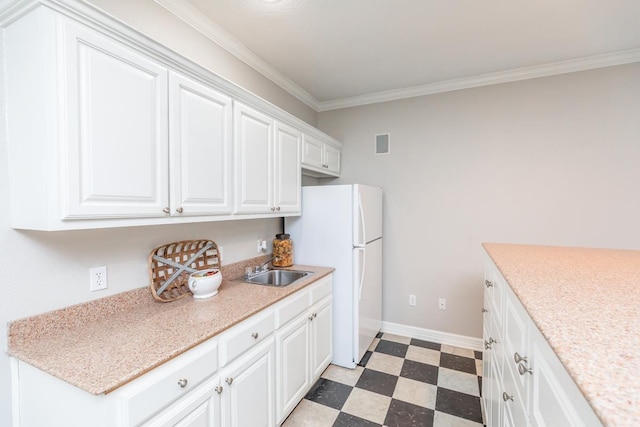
xmin=148 ymin=239 xmax=221 ymax=302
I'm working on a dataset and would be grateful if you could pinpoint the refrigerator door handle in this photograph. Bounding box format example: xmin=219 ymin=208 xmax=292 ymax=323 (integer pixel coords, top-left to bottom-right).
xmin=355 ymin=247 xmax=366 ymax=301
xmin=357 ymin=191 xmax=366 ymax=247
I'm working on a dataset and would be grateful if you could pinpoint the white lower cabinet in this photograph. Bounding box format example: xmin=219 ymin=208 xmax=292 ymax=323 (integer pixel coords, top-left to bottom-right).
xmin=275 ymin=276 xmax=333 ymax=425
xmin=483 ymin=254 xmax=602 ymax=427
xmin=219 ymin=338 xmax=275 ymax=427
xmin=11 ymin=274 xmax=333 ymax=427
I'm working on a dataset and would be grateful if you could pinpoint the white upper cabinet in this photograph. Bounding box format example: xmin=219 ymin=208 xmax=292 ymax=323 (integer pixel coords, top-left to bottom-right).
xmin=169 ymin=72 xmax=233 ymax=216
xmin=274 ymin=122 xmax=302 ymax=214
xmin=301 ymin=134 xmax=341 ymax=177
xmin=63 ymin=19 xmax=170 ymax=220
xmin=234 ymin=103 xmax=301 ymax=215
xmin=3 ymin=3 xmax=338 ymax=230
xmin=234 ymin=102 xmax=274 ymax=214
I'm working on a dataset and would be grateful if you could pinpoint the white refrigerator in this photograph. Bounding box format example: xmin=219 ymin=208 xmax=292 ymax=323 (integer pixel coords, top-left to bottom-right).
xmin=285 ymin=184 xmax=383 ymax=369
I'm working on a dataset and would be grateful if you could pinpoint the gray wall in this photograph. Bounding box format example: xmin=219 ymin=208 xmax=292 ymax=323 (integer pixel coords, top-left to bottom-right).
xmin=317 ymin=63 xmax=640 ymax=339
xmin=0 ymin=1 xmax=314 ymax=424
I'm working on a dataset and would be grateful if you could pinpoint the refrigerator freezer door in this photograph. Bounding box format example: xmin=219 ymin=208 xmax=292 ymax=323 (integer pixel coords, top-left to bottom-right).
xmin=356 ymin=238 xmax=383 ymax=363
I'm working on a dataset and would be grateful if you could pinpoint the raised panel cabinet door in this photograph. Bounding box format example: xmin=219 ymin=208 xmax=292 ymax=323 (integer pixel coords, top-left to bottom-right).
xmin=310 ymin=297 xmax=333 ymax=380
xmin=143 ymin=377 xmax=221 ymax=427
xmin=301 ymin=134 xmax=323 ymax=170
xmin=234 ymin=103 xmax=273 ymax=214
xmin=63 ymin=20 xmax=169 ymax=219
xmin=220 ymin=339 xmax=275 ymax=427
xmin=275 ymin=314 xmax=310 ymax=424
xmin=324 ymin=144 xmax=341 ymax=175
xmin=169 ymin=72 xmax=233 ymax=216
xmin=273 ymin=122 xmax=301 ymax=214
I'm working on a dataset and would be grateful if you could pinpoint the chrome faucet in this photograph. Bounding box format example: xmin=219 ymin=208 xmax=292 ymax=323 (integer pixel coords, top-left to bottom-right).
xmin=245 ymin=257 xmax=274 ymax=278
xmin=257 ymin=257 xmax=274 ymax=272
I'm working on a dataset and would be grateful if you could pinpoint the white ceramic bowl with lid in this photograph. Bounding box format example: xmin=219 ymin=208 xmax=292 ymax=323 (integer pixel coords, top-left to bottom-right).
xmin=188 ymin=269 xmax=222 ymax=299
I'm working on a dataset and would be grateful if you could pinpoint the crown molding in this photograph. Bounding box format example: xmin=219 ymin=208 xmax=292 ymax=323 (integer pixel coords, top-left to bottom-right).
xmin=317 ymin=48 xmax=640 ymax=111
xmin=154 ymin=0 xmax=320 ymax=111
xmin=153 ymin=0 xmax=640 ymax=113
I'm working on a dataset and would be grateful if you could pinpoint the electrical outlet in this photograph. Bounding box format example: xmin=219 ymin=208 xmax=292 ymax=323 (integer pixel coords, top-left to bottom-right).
xmin=438 ymin=298 xmax=446 ymax=310
xmin=409 ymin=295 xmax=416 ymax=306
xmin=90 ymin=266 xmax=108 ymax=292
xmin=257 ymin=239 xmax=267 ymax=253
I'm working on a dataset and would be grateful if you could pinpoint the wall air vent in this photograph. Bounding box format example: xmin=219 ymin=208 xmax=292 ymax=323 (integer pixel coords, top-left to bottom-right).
xmin=375 ymin=133 xmax=390 ymax=155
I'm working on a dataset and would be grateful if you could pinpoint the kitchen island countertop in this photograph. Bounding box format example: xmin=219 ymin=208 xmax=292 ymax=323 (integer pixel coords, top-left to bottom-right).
xmin=8 ymin=261 xmax=333 ymax=395
xmin=483 ymin=243 xmax=640 ymax=427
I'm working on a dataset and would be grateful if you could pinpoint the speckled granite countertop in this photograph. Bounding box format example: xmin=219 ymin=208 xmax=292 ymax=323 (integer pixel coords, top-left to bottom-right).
xmin=8 ymin=259 xmax=333 ymax=395
xmin=483 ymin=243 xmax=640 ymax=427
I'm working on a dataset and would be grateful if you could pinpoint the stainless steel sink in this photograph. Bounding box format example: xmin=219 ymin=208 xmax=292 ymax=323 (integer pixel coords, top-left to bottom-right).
xmin=245 ymin=269 xmax=313 ymax=287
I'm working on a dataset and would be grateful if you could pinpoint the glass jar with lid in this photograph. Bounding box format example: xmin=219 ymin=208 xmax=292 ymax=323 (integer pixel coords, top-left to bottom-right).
xmin=272 ymin=234 xmax=293 ymax=267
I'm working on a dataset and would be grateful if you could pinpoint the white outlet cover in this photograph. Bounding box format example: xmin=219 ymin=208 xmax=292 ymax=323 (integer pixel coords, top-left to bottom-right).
xmin=90 ymin=266 xmax=108 ymax=292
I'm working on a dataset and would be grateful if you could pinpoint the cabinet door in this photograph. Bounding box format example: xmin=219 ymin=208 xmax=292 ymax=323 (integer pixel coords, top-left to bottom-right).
xmin=63 ymin=21 xmax=169 ymax=219
xmin=143 ymin=377 xmax=221 ymax=427
xmin=234 ymin=103 xmax=273 ymax=214
xmin=275 ymin=314 xmax=310 ymax=424
xmin=301 ymin=134 xmax=324 ymax=170
xmin=169 ymin=72 xmax=233 ymax=216
xmin=310 ymin=297 xmax=333 ymax=380
xmin=220 ymin=339 xmax=275 ymax=427
xmin=324 ymin=144 xmax=341 ymax=175
xmin=273 ymin=122 xmax=301 ymax=214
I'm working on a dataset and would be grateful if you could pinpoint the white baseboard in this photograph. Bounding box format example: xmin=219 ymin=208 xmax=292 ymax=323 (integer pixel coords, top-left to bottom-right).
xmin=381 ymin=321 xmax=483 ymax=352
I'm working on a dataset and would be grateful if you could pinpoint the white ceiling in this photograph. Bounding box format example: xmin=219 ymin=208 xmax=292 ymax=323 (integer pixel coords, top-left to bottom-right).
xmin=160 ymin=0 xmax=640 ymax=111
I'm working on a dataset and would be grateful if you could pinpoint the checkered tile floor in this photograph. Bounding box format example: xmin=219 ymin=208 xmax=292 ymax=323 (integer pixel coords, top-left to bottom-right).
xmin=282 ymin=332 xmax=484 ymax=427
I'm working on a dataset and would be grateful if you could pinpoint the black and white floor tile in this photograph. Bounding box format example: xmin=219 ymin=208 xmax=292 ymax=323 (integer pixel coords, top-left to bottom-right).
xmin=283 ymin=332 xmax=484 ymax=427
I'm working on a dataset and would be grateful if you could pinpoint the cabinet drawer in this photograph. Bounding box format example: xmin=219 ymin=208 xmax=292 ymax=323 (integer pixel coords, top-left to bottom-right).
xmin=310 ymin=275 xmax=332 ymax=304
xmin=275 ymin=289 xmax=309 ymax=329
xmin=118 ymin=339 xmax=218 ymax=426
xmin=220 ymin=310 xmax=274 ymax=366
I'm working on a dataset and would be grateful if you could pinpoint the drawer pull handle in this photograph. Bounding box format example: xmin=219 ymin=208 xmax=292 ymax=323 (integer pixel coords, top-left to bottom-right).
xmin=514 ymin=352 xmax=528 ymax=364
xmin=251 ymin=332 xmax=259 ymax=339
xmin=215 ymin=385 xmax=223 ymax=394
xmin=484 ymin=280 xmax=494 ymax=288
xmin=226 ymin=377 xmax=234 ymax=385
xmin=177 ymin=378 xmax=188 ymax=388
xmin=502 ymin=392 xmax=514 ymax=402
xmin=518 ymin=363 xmax=533 ymax=376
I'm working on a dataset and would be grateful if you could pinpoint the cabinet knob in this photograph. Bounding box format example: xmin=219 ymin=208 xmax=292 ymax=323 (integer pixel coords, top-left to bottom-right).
xmin=162 ymin=207 xmax=170 ymax=214
xmin=309 ymin=315 xmax=314 ymax=321
xmin=482 ymin=308 xmax=488 ymax=313
xmin=313 ymin=313 xmax=317 ymax=319
xmin=518 ymin=363 xmax=533 ymax=376
xmin=215 ymin=385 xmax=223 ymax=394
xmin=322 ymin=164 xmax=328 ymax=168
xmin=514 ymin=352 xmax=528 ymax=364
xmin=502 ymin=392 xmax=514 ymax=402
xmin=225 ymin=377 xmax=234 ymax=385
xmin=251 ymin=332 xmax=259 ymax=339
xmin=484 ymin=279 xmax=494 ymax=288
xmin=276 ymin=206 xmax=281 ymax=211
xmin=270 ymin=207 xmax=276 ymax=212
xmin=484 ymin=340 xmax=492 ymax=350
xmin=176 ymin=207 xmax=183 ymax=214
xmin=177 ymin=378 xmax=188 ymax=388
